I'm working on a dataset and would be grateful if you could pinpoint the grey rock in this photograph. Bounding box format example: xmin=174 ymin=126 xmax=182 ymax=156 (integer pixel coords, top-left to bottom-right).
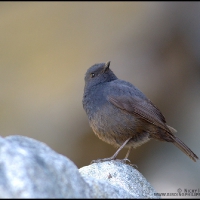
xmin=79 ymin=160 xmax=159 ymax=198
xmin=0 ymin=135 xmax=159 ymax=198
xmin=0 ymin=135 xmax=91 ymax=198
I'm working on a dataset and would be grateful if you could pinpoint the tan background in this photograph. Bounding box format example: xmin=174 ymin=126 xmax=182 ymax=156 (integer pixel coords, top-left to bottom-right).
xmin=0 ymin=2 xmax=200 ymax=196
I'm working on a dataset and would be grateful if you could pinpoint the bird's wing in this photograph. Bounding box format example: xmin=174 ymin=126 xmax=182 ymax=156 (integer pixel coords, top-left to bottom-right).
xmin=107 ymin=95 xmax=171 ymax=133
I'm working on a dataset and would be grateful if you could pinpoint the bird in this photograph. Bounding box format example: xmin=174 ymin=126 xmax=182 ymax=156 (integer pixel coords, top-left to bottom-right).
xmin=82 ymin=61 xmax=198 ymax=163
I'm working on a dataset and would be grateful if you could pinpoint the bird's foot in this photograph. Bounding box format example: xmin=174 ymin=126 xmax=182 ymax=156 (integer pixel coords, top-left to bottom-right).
xmin=91 ymin=157 xmax=115 ymax=164
xmin=115 ymin=158 xmax=137 ymax=168
xmin=115 ymin=158 xmax=130 ymax=164
xmin=91 ymin=157 xmax=137 ymax=168
xmin=129 ymin=163 xmax=138 ymax=168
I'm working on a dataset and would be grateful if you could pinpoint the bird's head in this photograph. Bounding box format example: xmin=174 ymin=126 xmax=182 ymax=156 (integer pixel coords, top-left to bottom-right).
xmin=84 ymin=61 xmax=117 ymax=88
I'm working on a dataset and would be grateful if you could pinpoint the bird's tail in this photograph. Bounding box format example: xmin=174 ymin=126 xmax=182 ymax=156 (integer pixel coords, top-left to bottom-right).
xmin=171 ymin=136 xmax=198 ymax=162
xmin=164 ymin=125 xmax=198 ymax=162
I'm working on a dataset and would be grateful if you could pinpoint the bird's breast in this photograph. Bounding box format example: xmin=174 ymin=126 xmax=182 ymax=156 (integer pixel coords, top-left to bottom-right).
xmin=88 ymin=101 xmax=144 ymax=147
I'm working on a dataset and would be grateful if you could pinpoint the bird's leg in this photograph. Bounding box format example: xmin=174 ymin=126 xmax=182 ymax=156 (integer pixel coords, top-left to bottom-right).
xmin=122 ymin=147 xmax=132 ymax=163
xmin=122 ymin=146 xmax=138 ymax=168
xmin=91 ymin=137 xmax=132 ymax=164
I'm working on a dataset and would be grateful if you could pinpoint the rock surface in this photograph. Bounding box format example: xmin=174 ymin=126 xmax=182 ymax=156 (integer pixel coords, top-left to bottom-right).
xmin=0 ymin=135 xmax=159 ymax=198
xmin=79 ymin=161 xmax=158 ymax=198
xmin=0 ymin=135 xmax=91 ymax=198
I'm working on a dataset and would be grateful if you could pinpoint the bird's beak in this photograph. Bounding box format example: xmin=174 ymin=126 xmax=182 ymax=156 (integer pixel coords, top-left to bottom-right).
xmin=103 ymin=61 xmax=111 ymax=72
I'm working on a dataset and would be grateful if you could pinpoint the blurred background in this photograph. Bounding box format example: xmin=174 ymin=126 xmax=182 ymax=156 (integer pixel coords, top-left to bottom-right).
xmin=0 ymin=2 xmax=200 ymax=197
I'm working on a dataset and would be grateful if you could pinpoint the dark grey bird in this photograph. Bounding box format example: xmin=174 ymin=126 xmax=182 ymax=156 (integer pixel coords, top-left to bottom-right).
xmin=82 ymin=61 xmax=198 ymax=163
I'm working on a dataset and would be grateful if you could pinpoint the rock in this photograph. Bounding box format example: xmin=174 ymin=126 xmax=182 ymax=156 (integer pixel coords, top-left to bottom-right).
xmin=79 ymin=160 xmax=159 ymax=198
xmin=0 ymin=135 xmax=159 ymax=198
xmin=0 ymin=135 xmax=91 ymax=198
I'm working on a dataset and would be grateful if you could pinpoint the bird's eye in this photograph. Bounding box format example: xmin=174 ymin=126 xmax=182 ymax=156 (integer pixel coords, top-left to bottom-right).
xmin=90 ymin=73 xmax=95 ymax=78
